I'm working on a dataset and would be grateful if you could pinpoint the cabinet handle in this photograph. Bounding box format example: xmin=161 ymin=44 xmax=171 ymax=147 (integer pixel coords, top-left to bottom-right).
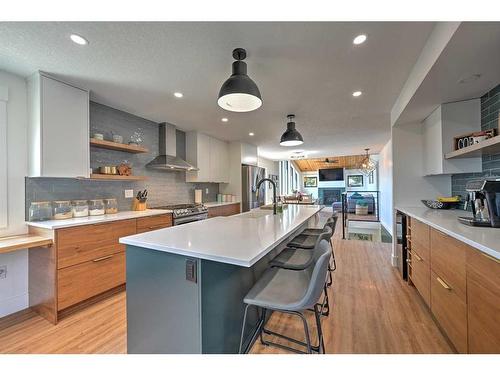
xmin=481 ymin=253 xmax=500 ymax=264
xmin=93 ymin=255 xmax=113 ymax=262
xmin=406 ymin=235 xmax=411 ymax=239
xmin=436 ymin=276 xmax=451 ymax=290
xmin=413 ymin=252 xmax=422 ymax=262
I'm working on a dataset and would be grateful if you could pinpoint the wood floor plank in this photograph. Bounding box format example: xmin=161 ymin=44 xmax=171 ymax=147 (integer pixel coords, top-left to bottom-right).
xmin=0 ymin=219 xmax=452 ymax=354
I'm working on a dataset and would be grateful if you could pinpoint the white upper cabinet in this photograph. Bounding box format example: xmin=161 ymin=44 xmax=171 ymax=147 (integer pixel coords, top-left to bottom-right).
xmin=186 ymin=132 xmax=229 ymax=183
xmin=28 ymin=73 xmax=90 ymax=178
xmin=422 ymin=99 xmax=482 ymax=176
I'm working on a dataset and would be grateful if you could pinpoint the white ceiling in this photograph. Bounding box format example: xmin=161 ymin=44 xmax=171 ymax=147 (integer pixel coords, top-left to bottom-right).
xmin=0 ymin=22 xmax=434 ymax=159
xmin=394 ymin=22 xmax=500 ymax=126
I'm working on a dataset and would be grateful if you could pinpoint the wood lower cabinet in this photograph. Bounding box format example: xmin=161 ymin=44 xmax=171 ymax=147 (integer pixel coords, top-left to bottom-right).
xmin=429 ymin=229 xmax=467 ymax=353
xmin=207 ymin=203 xmax=241 ymax=218
xmin=57 ymin=219 xmax=136 ymax=268
xmin=430 ymin=270 xmax=468 ymax=353
xmin=466 ymin=247 xmax=500 ymax=353
xmin=406 ymin=214 xmax=500 ymax=354
xmin=407 ymin=218 xmax=431 ymax=306
xmin=136 ymin=214 xmax=173 ymax=233
xmin=58 ymin=252 xmax=126 ymax=310
xmin=28 ymin=213 xmax=172 ymax=324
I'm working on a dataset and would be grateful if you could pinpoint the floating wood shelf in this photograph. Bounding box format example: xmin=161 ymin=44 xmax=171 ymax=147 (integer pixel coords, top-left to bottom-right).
xmin=90 ymin=174 xmax=148 ymax=181
xmin=90 ymin=138 xmax=148 ymax=154
xmin=0 ymin=234 xmax=53 ymax=255
xmin=445 ymin=136 xmax=500 ymax=159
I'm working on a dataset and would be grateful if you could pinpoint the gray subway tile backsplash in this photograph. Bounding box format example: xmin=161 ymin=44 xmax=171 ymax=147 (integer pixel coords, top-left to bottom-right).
xmin=25 ymin=102 xmax=219 ymax=219
xmin=451 ymin=83 xmax=500 ymax=199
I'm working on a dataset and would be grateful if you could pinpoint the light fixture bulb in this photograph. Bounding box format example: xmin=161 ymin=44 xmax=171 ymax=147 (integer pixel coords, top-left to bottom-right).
xmin=174 ymin=92 xmax=183 ymax=98
xmin=221 ymin=117 xmax=228 ymax=122
xmin=352 ymin=91 xmax=362 ymax=97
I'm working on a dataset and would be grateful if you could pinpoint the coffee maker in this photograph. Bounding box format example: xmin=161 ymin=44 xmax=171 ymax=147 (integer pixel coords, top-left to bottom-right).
xmin=459 ymin=179 xmax=500 ymax=227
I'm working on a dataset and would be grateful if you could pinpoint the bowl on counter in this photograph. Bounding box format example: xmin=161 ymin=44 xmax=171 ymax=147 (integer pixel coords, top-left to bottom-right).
xmin=421 ymin=199 xmax=460 ymax=210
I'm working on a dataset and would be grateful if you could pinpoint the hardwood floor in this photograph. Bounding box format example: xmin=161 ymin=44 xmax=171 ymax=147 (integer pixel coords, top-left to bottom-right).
xmin=0 ymin=220 xmax=453 ymax=354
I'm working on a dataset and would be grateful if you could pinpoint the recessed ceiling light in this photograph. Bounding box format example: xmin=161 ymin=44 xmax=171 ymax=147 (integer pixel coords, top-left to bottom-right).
xmin=249 ymin=132 xmax=255 ymax=136
xmin=352 ymin=91 xmax=362 ymax=97
xmin=174 ymin=92 xmax=183 ymax=98
xmin=70 ymin=34 xmax=88 ymax=45
xmin=353 ymin=34 xmax=367 ymax=45
xmin=221 ymin=117 xmax=228 ymax=122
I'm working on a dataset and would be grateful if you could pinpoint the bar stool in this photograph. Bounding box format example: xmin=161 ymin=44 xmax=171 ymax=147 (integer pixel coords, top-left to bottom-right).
xmin=239 ymin=239 xmax=331 ymax=354
xmin=288 ymin=216 xmax=337 ymax=287
xmin=268 ymin=226 xmax=332 ymax=316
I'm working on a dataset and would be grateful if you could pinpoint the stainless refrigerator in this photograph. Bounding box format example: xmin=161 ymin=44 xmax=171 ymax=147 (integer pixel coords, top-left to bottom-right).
xmin=241 ymin=165 xmax=266 ymax=212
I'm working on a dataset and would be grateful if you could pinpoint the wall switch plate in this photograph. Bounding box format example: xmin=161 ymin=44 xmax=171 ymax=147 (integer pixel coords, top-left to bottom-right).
xmin=125 ymin=189 xmax=134 ymax=198
xmin=0 ymin=265 xmax=6 ymax=279
xmin=205 ymin=188 xmax=209 ymax=194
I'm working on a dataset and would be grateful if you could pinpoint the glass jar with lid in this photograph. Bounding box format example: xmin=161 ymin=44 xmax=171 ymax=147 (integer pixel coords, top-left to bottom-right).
xmin=29 ymin=201 xmax=53 ymax=221
xmin=89 ymin=199 xmax=105 ymax=216
xmin=104 ymin=198 xmax=118 ymax=214
xmin=72 ymin=200 xmax=89 ymax=218
xmin=53 ymin=201 xmax=73 ymax=220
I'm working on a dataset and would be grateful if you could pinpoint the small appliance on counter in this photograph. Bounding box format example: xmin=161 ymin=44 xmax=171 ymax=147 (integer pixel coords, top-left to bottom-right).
xmin=458 ymin=179 xmax=500 ymax=227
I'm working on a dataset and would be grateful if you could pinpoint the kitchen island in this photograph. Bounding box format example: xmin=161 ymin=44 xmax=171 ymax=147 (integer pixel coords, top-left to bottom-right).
xmin=120 ymin=205 xmax=323 ymax=354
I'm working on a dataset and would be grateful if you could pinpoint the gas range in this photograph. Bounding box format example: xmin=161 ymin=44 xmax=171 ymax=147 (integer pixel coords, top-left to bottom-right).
xmin=152 ymin=203 xmax=208 ymax=225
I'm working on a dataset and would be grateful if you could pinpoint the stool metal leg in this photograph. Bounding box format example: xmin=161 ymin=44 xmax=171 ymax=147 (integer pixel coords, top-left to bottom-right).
xmin=239 ymin=304 xmax=250 ymax=354
xmin=314 ymin=304 xmax=326 ymax=354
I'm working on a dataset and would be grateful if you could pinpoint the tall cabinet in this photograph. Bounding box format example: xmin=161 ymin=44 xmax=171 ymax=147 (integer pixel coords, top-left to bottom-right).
xmin=186 ymin=131 xmax=229 ymax=183
xmin=28 ymin=72 xmax=90 ymax=178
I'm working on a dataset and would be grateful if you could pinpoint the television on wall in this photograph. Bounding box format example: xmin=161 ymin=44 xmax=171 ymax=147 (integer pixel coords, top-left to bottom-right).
xmin=318 ymin=168 xmax=344 ymax=181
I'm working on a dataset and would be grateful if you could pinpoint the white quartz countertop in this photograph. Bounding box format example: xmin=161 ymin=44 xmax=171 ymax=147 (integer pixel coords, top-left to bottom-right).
xmin=396 ymin=206 xmax=500 ymax=260
xmin=27 ymin=209 xmax=172 ymax=230
xmin=120 ymin=205 xmax=324 ymax=267
xmin=204 ymin=201 xmax=240 ymax=208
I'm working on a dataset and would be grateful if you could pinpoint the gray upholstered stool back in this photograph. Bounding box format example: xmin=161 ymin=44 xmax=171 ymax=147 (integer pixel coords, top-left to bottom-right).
xmin=297 ymin=240 xmax=332 ymax=309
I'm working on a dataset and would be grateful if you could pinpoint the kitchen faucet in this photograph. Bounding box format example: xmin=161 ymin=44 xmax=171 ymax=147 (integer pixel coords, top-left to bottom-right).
xmin=256 ymin=178 xmax=277 ymax=215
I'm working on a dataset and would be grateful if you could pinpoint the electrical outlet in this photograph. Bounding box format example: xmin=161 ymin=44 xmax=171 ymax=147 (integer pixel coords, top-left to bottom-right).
xmin=124 ymin=189 xmax=134 ymax=198
xmin=205 ymin=188 xmax=209 ymax=195
xmin=0 ymin=265 xmax=6 ymax=279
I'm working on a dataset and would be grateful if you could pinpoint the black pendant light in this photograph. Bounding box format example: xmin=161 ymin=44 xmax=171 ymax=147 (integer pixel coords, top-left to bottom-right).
xmin=217 ymin=48 xmax=262 ymax=112
xmin=280 ymin=114 xmax=304 ymax=147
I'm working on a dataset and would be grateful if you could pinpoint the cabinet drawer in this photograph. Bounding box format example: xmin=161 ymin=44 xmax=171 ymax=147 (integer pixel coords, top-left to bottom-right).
xmin=56 ymin=219 xmax=136 ymax=269
xmin=467 ymin=248 xmax=500 ymax=353
xmin=430 ymin=270 xmax=467 ymax=353
xmin=136 ymin=214 xmax=172 ymax=233
xmin=430 ymin=229 xmax=466 ymax=299
xmin=409 ymin=250 xmax=430 ymax=306
xmin=57 ymin=252 xmax=125 ymax=310
xmin=207 ymin=203 xmax=240 ymax=218
xmin=409 ymin=217 xmax=430 ymax=255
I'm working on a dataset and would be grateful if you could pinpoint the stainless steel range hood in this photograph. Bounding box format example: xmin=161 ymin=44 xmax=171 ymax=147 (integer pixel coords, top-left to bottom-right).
xmin=146 ymin=123 xmax=198 ymax=171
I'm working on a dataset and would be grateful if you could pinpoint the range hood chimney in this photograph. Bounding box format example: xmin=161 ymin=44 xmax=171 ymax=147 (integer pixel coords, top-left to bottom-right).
xmin=146 ymin=123 xmax=198 ymax=171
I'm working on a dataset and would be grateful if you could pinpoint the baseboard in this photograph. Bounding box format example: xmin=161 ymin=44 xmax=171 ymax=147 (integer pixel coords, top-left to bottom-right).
xmin=0 ymin=293 xmax=29 ymax=318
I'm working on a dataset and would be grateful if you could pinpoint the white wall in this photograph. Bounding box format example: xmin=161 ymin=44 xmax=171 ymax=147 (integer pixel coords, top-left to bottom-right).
xmin=301 ymin=171 xmax=319 ymax=199
xmin=391 ymin=121 xmax=451 ymax=265
xmin=378 ymin=140 xmax=393 ymax=235
xmin=344 ymin=164 xmax=378 ymax=192
xmin=257 ymin=156 xmax=279 ymax=204
xmin=0 ymin=70 xmax=29 ymax=317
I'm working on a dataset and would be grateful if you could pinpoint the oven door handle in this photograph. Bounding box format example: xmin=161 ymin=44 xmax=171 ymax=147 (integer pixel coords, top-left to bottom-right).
xmin=174 ymin=213 xmax=208 ymax=225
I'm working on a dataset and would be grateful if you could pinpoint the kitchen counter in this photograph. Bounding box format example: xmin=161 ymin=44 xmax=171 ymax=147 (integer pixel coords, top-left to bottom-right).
xmin=120 ymin=204 xmax=322 ymax=267
xmin=26 ymin=209 xmax=172 ymax=230
xmin=203 ymin=201 xmax=240 ymax=208
xmin=396 ymin=206 xmax=500 ymax=260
